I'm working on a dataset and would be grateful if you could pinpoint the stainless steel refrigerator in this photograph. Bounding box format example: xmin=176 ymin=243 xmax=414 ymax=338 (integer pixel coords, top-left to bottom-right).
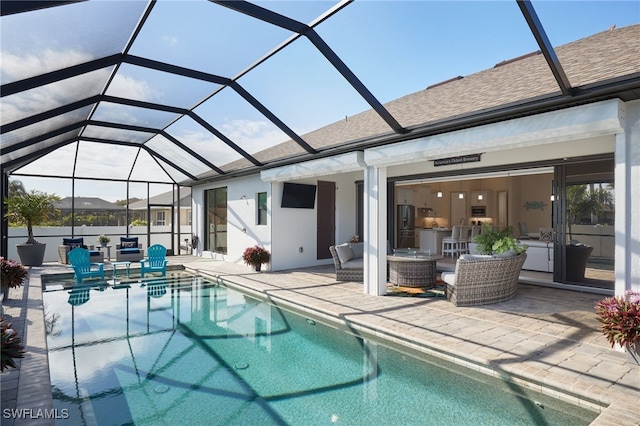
xmin=397 ymin=204 xmax=415 ymax=248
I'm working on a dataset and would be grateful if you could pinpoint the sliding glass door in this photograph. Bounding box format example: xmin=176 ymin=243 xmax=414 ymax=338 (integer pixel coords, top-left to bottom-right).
xmin=205 ymin=187 xmax=227 ymax=254
xmin=554 ymin=158 xmax=614 ymax=289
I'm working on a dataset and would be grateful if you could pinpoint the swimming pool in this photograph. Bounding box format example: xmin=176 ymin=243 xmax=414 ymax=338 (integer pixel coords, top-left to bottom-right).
xmin=43 ymin=273 xmax=598 ymax=425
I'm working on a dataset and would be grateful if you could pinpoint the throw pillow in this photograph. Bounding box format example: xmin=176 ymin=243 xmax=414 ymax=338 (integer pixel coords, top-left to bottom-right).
xmin=492 ymin=249 xmax=518 ymax=258
xmin=349 ymin=242 xmax=364 ymax=258
xmin=460 ymin=254 xmax=492 ymax=261
xmin=120 ymin=237 xmax=138 ymax=248
xmin=335 ymin=244 xmax=354 ymax=264
xmin=539 ymin=228 xmax=553 ymax=242
xmin=63 ymin=238 xmax=84 ymax=249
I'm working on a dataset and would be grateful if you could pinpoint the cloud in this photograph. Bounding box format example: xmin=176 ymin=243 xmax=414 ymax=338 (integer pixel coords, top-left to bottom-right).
xmin=1 ymin=49 xmax=111 ymax=123
xmin=220 ymin=118 xmax=286 ymax=154
xmin=162 ymin=35 xmax=179 ymax=47
xmin=107 ymin=73 xmax=161 ymax=103
xmin=1 ymin=48 xmax=92 ymax=82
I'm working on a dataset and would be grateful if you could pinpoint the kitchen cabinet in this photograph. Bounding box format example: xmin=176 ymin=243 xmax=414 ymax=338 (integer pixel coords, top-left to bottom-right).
xmin=397 ymin=188 xmax=414 ymax=205
xmin=470 ymin=190 xmax=494 ymax=218
xmin=414 ymin=186 xmax=431 ymax=208
xmin=470 ymin=191 xmax=489 ymax=206
xmin=430 ymin=192 xmax=443 ymax=216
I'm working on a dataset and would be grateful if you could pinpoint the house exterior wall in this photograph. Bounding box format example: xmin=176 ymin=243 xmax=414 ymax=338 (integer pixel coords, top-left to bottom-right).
xmin=190 ymin=99 xmax=639 ymax=295
xmin=192 ymin=174 xmax=271 ymax=266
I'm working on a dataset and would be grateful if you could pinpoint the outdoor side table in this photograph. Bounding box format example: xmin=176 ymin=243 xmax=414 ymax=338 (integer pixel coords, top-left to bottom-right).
xmin=111 ymin=261 xmax=131 ymax=280
xmin=97 ymin=245 xmax=112 ymax=261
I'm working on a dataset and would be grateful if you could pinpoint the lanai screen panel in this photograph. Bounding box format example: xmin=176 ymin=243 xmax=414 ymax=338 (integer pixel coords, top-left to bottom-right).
xmin=10 ymin=143 xmax=80 ymax=178
xmin=237 ymin=36 xmax=372 ymax=149
xmin=3 ymin=130 xmax=81 ymax=166
xmin=162 ymin=117 xmax=241 ymax=170
xmin=1 ymin=107 xmax=91 ymax=153
xmin=92 ymin=103 xmax=182 ymax=130
xmin=128 ymin=0 xmax=296 ymax=78
xmin=0 ymin=1 xmax=145 ymax=83
xmin=129 ymin=150 xmax=190 ymax=184
xmin=1 ymin=68 xmax=115 ymax=124
xmin=2 ymin=0 xmax=639 ymax=186
xmin=190 ymin=87 xmax=296 ymax=167
xmin=105 ymin=63 xmax=222 ymax=109
xmin=73 ymin=142 xmax=138 ymax=180
xmin=145 ymin=133 xmax=215 ymax=177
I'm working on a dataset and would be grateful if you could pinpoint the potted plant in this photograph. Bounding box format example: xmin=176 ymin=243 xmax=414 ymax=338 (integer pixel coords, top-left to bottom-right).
xmin=4 ymin=190 xmax=60 ymax=266
xmin=0 ymin=257 xmax=28 ymax=302
xmin=595 ymin=290 xmax=640 ymax=364
xmin=473 ymin=224 xmax=528 ymax=256
xmin=242 ymin=246 xmax=270 ymax=271
xmin=97 ymin=234 xmax=110 ymax=247
xmin=1 ymin=316 xmax=25 ymax=372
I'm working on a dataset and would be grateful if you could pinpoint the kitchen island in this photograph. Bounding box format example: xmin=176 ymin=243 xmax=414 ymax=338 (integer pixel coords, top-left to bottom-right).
xmin=419 ymin=228 xmax=452 ymax=255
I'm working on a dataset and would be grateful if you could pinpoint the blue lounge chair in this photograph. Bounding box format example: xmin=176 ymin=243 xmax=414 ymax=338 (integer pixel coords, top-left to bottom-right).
xmin=68 ymin=247 xmax=105 ymax=283
xmin=140 ymin=244 xmax=168 ymax=277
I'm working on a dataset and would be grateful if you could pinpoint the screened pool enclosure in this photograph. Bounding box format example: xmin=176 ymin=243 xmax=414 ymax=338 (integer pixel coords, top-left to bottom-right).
xmin=2 ymin=1 xmax=639 ymax=261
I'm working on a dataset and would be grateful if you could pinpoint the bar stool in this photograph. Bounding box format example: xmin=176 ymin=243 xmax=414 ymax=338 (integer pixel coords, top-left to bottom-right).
xmin=456 ymin=226 xmax=471 ymax=255
xmin=441 ymin=226 xmax=460 ymax=257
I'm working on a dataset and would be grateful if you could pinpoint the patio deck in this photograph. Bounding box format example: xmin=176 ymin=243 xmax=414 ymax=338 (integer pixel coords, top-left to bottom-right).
xmin=1 ymin=255 xmax=638 ymax=425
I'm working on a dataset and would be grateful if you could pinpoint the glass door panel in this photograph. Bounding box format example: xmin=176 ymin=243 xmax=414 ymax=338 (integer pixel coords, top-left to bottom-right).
xmin=205 ymin=187 xmax=227 ymax=254
xmin=557 ymin=159 xmax=614 ymax=289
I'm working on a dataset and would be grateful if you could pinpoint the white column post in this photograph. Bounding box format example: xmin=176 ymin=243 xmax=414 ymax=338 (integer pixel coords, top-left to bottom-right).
xmin=363 ymin=165 xmax=387 ymax=296
xmin=615 ymin=101 xmax=640 ymax=295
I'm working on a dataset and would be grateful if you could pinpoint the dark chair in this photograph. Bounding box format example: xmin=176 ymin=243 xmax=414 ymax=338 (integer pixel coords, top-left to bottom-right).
xmin=115 ymin=237 xmax=144 ymax=262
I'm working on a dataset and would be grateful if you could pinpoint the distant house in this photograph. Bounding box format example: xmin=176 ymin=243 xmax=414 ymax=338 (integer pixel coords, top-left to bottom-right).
xmin=54 ymin=197 xmax=126 ymax=226
xmin=128 ymin=188 xmax=191 ymax=226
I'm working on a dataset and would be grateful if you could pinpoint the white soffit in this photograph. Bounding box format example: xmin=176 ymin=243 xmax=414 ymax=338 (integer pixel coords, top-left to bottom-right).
xmin=365 ymin=99 xmax=625 ymax=168
xmin=261 ymin=151 xmax=365 ymax=182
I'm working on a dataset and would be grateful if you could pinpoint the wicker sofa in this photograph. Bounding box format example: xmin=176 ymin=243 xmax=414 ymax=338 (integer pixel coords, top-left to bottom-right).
xmin=441 ymin=252 xmax=527 ymax=307
xmin=329 ymin=242 xmax=364 ymax=282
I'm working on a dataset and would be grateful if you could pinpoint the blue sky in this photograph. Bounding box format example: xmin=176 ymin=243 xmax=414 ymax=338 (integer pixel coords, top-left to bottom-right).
xmin=3 ymin=0 xmax=639 ymax=201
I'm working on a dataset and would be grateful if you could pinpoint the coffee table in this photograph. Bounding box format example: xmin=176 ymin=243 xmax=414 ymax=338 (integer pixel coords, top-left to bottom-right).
xmin=387 ymin=253 xmax=443 ymax=288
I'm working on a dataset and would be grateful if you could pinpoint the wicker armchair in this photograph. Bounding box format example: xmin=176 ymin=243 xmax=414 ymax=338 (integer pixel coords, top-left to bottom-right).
xmin=442 ymin=252 xmax=527 ymax=306
xmin=329 ymin=245 xmax=364 ymax=282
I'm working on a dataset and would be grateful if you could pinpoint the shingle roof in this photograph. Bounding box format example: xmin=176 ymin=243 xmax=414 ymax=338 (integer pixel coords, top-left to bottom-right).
xmin=54 ymin=197 xmax=124 ymax=211
xmin=128 ymin=187 xmax=191 ymax=210
xmin=224 ymin=24 xmax=639 ymax=173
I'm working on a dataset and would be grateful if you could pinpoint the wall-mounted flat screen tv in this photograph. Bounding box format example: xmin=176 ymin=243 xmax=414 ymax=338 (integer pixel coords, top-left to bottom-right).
xmin=281 ymin=182 xmax=316 ymax=209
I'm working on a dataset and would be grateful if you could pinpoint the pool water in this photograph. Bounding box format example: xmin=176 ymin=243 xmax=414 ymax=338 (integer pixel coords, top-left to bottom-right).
xmin=43 ymin=273 xmax=598 ymax=425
